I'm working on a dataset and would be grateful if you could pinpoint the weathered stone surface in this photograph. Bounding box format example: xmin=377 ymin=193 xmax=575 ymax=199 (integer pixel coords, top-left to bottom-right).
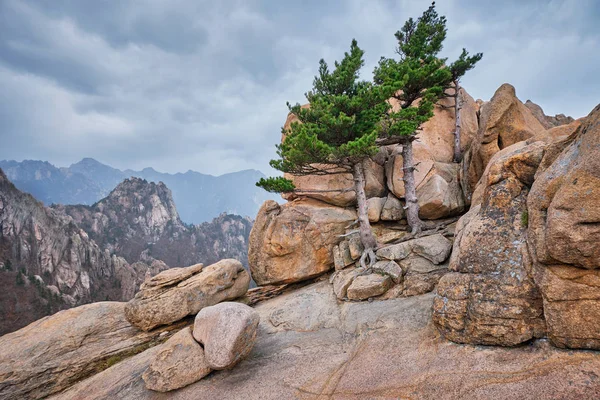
xmin=465 ymin=83 xmax=545 ymax=198
xmin=125 ymin=259 xmax=250 ymax=331
xmin=411 ymin=234 xmax=453 ymax=265
xmin=386 ymin=141 xmax=435 ymax=199
xmin=55 ymin=282 xmax=600 ymax=400
xmin=372 ymin=260 xmax=403 ymax=284
xmin=417 ymin=162 xmax=465 ymax=220
xmin=0 ymin=302 xmax=172 ymax=400
xmin=525 ymin=99 xmax=575 ymax=130
xmin=433 ymin=141 xmax=547 ymax=346
xmin=332 ymin=241 xmax=354 ymax=271
xmin=380 ymin=193 xmax=404 ymax=221
xmin=331 ymin=267 xmax=363 ymax=299
xmin=248 ymin=199 xmax=356 ymax=286
xmin=347 ymin=274 xmax=392 ymax=300
xmin=192 ymin=302 xmax=260 ymax=370
xmin=142 ymin=327 xmax=211 ymax=392
xmin=400 ymin=255 xmax=446 ymax=274
xmin=366 ymin=196 xmax=386 ymax=223
xmin=528 ymin=104 xmax=600 ymax=349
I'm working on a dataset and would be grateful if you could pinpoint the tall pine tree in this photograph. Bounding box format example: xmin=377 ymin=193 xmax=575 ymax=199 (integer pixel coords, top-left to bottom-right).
xmin=373 ymin=2 xmax=469 ymax=234
xmin=258 ymin=40 xmax=391 ymax=268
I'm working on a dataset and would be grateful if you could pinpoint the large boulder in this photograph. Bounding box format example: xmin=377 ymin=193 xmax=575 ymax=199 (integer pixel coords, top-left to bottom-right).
xmin=527 ymin=105 xmax=600 ymax=349
xmin=417 ymin=162 xmax=465 ymax=220
xmin=0 ymin=302 xmax=172 ymax=400
xmin=192 ymin=302 xmax=260 ymax=370
xmin=124 ymin=260 xmax=250 ymax=331
xmin=142 ymin=327 xmax=212 ymax=392
xmin=433 ymin=141 xmax=547 ymax=346
xmin=249 ymin=199 xmax=356 ymax=286
xmin=464 ymin=84 xmax=546 ymax=199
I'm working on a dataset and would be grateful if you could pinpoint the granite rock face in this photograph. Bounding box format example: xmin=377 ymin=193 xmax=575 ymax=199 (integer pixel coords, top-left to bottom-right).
xmin=192 ymin=302 xmax=260 ymax=370
xmin=124 ymin=260 xmax=250 ymax=331
xmin=54 ymin=282 xmax=600 ymax=400
xmin=248 ymin=199 xmax=356 ymax=286
xmin=433 ymin=141 xmax=547 ymax=346
xmin=527 ymin=105 xmax=600 ymax=349
xmin=142 ymin=327 xmax=212 ymax=392
xmin=464 ymin=84 xmax=545 ymax=198
xmin=0 ymin=302 xmax=173 ymax=400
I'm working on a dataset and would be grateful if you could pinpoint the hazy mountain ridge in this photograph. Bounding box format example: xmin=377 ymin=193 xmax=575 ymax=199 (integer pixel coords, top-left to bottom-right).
xmin=0 ymin=158 xmax=278 ymax=223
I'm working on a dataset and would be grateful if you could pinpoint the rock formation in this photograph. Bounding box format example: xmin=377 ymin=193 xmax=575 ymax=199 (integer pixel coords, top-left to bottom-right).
xmin=55 ymin=178 xmax=253 ymax=269
xmin=124 ymin=259 xmax=250 ymax=331
xmin=527 ymin=104 xmax=600 ymax=349
xmin=53 ymin=281 xmax=600 ymax=400
xmin=0 ymin=169 xmax=165 ymax=335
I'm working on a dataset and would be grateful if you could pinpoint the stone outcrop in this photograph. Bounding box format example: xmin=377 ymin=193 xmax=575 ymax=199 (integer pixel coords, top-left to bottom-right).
xmin=192 ymin=302 xmax=260 ymax=370
xmin=464 ymin=84 xmax=546 ymax=198
xmin=433 ymin=141 xmax=547 ymax=346
xmin=527 ymin=105 xmax=600 ymax=349
xmin=248 ymin=199 xmax=356 ymax=286
xmin=124 ymin=260 xmax=250 ymax=331
xmin=142 ymin=327 xmax=212 ymax=392
xmin=525 ymin=99 xmax=575 ymax=130
xmin=0 ymin=302 xmax=177 ymax=400
xmin=54 ymin=281 xmax=600 ymax=400
xmin=55 ymin=178 xmax=253 ymax=270
xmin=0 ymin=169 xmax=166 ymax=335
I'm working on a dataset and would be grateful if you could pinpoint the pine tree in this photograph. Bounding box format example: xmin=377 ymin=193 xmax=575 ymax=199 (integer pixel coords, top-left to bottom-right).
xmin=373 ymin=2 xmax=455 ymax=235
xmin=258 ymin=40 xmax=391 ymax=268
xmin=447 ymin=49 xmax=483 ymax=162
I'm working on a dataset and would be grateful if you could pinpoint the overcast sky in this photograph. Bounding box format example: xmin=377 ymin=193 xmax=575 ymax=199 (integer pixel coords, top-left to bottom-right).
xmin=1 ymin=0 xmax=599 ymax=176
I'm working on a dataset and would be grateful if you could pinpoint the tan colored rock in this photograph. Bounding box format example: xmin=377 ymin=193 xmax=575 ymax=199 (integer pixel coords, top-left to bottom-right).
xmin=192 ymin=302 xmax=260 ymax=370
xmin=465 ymin=84 xmax=546 ymax=197
xmin=333 ymin=241 xmax=354 ymax=271
xmin=433 ymin=141 xmax=547 ymax=346
xmin=0 ymin=302 xmax=172 ymax=400
xmin=347 ymin=274 xmax=392 ymax=300
xmin=527 ymin=104 xmax=600 ymax=349
xmin=124 ymin=259 xmax=250 ymax=331
xmin=524 ymin=99 xmax=575 ymax=130
xmin=386 ymin=141 xmax=435 ymax=198
xmin=417 ymin=162 xmax=465 ymax=220
xmin=54 ymin=281 xmax=600 ymax=400
xmin=249 ymin=199 xmax=356 ymax=286
xmin=380 ymin=193 xmax=404 ymax=221
xmin=399 ymin=255 xmax=447 ymax=274
xmin=410 ymin=234 xmax=453 ymax=264
xmin=331 ymin=267 xmax=364 ymax=299
xmin=142 ymin=327 xmax=211 ymax=392
xmin=372 ymin=260 xmax=403 ymax=284
xmin=366 ymin=196 xmax=386 ymax=223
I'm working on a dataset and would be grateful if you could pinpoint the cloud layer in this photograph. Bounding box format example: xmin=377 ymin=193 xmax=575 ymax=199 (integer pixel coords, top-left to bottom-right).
xmin=1 ymin=0 xmax=598 ymax=175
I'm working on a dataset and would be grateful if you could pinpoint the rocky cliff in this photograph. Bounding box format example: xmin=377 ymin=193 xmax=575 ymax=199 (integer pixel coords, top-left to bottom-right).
xmin=54 ymin=177 xmax=252 ymax=269
xmin=0 ymin=173 xmax=252 ymax=335
xmin=0 ymin=169 xmax=167 ymax=335
xmin=0 ymin=158 xmax=278 ymax=223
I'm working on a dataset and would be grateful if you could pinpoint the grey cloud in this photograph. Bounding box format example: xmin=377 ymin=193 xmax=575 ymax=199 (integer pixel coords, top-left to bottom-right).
xmin=0 ymin=0 xmax=598 ymax=176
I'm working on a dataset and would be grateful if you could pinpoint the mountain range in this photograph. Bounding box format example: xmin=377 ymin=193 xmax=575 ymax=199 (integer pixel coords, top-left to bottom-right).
xmin=0 ymin=158 xmax=278 ymax=224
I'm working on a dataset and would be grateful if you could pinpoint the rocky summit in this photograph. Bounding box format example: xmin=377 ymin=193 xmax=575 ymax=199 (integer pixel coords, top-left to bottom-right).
xmin=1 ymin=83 xmax=600 ymax=400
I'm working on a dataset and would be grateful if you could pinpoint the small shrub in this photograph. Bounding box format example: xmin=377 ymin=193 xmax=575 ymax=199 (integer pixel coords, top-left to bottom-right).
xmin=4 ymin=259 xmax=12 ymax=271
xmin=16 ymin=273 xmax=25 ymax=286
xmin=521 ymin=210 xmax=529 ymax=228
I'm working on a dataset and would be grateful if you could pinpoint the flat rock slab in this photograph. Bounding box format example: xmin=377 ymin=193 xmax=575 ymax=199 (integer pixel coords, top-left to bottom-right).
xmin=0 ymin=302 xmax=174 ymax=400
xmin=54 ymin=282 xmax=600 ymax=400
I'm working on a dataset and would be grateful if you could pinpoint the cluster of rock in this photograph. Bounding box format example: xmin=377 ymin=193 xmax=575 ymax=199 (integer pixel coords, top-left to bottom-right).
xmin=433 ymin=90 xmax=599 ymax=351
xmin=331 ymin=234 xmax=452 ymax=300
xmin=142 ymin=301 xmax=259 ymax=392
xmin=0 ymin=258 xmax=257 ymax=399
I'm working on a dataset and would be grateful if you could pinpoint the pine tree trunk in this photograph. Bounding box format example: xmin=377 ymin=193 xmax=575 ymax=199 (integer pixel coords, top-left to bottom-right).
xmin=402 ymin=140 xmax=423 ymax=235
xmin=353 ymin=162 xmax=378 ymax=267
xmin=453 ymin=80 xmax=462 ymax=163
